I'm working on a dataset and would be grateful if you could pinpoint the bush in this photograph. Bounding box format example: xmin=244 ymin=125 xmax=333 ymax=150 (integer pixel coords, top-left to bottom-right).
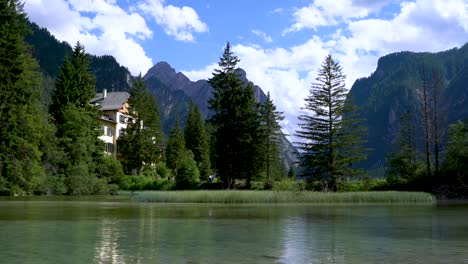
xmin=119 ymin=175 xmax=175 ymax=191
xmin=156 ymin=162 xmax=171 ymax=180
xmin=337 ymin=177 xmax=387 ymax=192
xmin=95 ymin=156 xmax=125 ymax=186
xmin=175 ymin=150 xmax=200 ymax=189
xmin=272 ymin=179 xmax=306 ymax=191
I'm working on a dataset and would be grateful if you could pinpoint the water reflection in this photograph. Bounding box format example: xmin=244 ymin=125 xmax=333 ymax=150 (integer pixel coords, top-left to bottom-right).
xmin=0 ymin=201 xmax=468 ymax=263
xmin=94 ymin=219 xmax=123 ymax=264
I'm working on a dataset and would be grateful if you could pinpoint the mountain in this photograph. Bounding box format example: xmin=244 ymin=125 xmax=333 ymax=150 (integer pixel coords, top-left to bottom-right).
xmin=143 ymin=61 xmax=297 ymax=168
xmin=348 ymin=43 xmax=468 ymax=171
xmin=25 ymin=22 xmax=133 ymax=93
xmin=25 ymin=21 xmax=299 ymax=170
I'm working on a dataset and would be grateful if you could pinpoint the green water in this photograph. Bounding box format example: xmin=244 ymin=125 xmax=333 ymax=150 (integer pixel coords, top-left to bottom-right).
xmin=0 ymin=198 xmax=467 ymax=263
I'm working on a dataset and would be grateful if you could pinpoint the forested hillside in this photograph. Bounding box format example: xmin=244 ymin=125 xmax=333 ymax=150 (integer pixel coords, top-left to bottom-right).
xmin=348 ymin=44 xmax=468 ymax=171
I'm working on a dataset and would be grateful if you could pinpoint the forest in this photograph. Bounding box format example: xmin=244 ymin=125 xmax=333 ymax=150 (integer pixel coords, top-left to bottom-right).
xmin=1 ymin=1 xmax=467 ymax=197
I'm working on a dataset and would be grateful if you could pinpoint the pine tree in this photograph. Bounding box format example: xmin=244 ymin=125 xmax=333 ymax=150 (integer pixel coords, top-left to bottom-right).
xmin=50 ymin=42 xmax=105 ymax=194
xmin=166 ymin=118 xmax=199 ymax=188
xmin=165 ymin=118 xmax=186 ymax=174
xmin=0 ymin=0 xmax=49 ymax=194
xmin=260 ymin=92 xmax=285 ymax=182
xmin=208 ymin=42 xmax=264 ymax=188
xmin=50 ymin=42 xmax=96 ymax=127
xmin=296 ymin=54 xmax=367 ymax=191
xmin=386 ymin=111 xmax=419 ymax=183
xmin=184 ymin=103 xmax=211 ymax=180
xmin=118 ymin=75 xmax=163 ymax=175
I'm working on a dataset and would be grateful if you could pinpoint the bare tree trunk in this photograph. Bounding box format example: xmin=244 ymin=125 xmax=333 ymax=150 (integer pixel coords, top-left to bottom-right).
xmin=422 ymin=65 xmax=432 ymax=176
xmin=432 ymin=70 xmax=442 ymax=177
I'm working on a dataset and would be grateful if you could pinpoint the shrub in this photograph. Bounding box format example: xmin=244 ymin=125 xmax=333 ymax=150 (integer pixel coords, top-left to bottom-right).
xmin=273 ymin=179 xmax=306 ymax=191
xmin=156 ymin=162 xmax=171 ymax=180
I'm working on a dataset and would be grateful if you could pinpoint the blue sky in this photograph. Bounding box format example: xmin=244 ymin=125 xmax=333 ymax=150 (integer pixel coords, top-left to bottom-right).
xmin=25 ymin=0 xmax=468 ymax=136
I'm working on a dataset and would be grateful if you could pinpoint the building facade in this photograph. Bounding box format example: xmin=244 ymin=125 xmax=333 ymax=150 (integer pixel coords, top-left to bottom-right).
xmin=90 ymin=89 xmax=131 ymax=156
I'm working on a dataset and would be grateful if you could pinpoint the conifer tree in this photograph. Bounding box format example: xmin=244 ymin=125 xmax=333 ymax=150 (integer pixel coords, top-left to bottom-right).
xmin=296 ymin=54 xmax=367 ymax=191
xmin=386 ymin=111 xmax=419 ymax=183
xmin=184 ymin=103 xmax=211 ymax=180
xmin=166 ymin=118 xmax=200 ymax=187
xmin=260 ymin=92 xmax=285 ymax=182
xmin=118 ymin=75 xmax=163 ymax=175
xmin=165 ymin=118 xmax=186 ymax=174
xmin=50 ymin=42 xmax=105 ymax=194
xmin=0 ymin=0 xmax=49 ymax=194
xmin=208 ymin=42 xmax=264 ymax=188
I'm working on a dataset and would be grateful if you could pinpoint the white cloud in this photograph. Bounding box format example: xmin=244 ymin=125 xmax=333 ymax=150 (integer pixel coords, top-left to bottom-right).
xmin=137 ymin=0 xmax=208 ymax=42
xmin=252 ymin=30 xmax=273 ymax=43
xmin=271 ymin=8 xmax=284 ymax=14
xmin=185 ymin=0 xmax=468 ymax=140
xmin=182 ymin=63 xmax=218 ymax=81
xmin=283 ymin=0 xmax=374 ymax=34
xmin=25 ymin=0 xmax=153 ymax=76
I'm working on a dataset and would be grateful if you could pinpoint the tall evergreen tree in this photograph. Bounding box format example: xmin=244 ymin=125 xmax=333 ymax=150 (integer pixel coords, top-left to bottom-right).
xmin=118 ymin=75 xmax=163 ymax=175
xmin=208 ymin=42 xmax=264 ymax=188
xmin=296 ymin=54 xmax=367 ymax=191
xmin=50 ymin=43 xmax=96 ymax=127
xmin=165 ymin=118 xmax=186 ymax=174
xmin=184 ymin=103 xmax=211 ymax=180
xmin=0 ymin=0 xmax=50 ymax=194
xmin=260 ymin=92 xmax=285 ymax=182
xmin=50 ymin=42 xmax=105 ymax=194
xmin=386 ymin=111 xmax=419 ymax=183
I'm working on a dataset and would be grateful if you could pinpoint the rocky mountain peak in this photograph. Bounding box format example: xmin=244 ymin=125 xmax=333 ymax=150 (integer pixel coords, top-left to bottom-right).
xmin=143 ymin=61 xmax=191 ymax=90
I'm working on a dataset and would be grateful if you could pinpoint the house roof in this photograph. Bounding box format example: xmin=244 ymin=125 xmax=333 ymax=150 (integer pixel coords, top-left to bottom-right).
xmin=90 ymin=91 xmax=130 ymax=111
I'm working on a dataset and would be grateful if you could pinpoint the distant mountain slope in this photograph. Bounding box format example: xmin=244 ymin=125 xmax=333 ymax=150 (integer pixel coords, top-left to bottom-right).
xmin=348 ymin=43 xmax=468 ymax=170
xmin=25 ymin=21 xmax=297 ymax=169
xmin=143 ymin=61 xmax=297 ymax=168
xmin=25 ymin=22 xmax=132 ymax=92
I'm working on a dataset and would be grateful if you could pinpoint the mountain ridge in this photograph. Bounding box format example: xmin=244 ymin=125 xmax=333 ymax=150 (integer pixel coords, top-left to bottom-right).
xmin=348 ymin=42 xmax=468 ymax=171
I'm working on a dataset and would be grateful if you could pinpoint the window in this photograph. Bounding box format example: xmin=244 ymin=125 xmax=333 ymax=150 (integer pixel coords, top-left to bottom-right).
xmin=119 ymin=115 xmax=126 ymax=124
xmin=119 ymin=128 xmax=125 ymax=137
xmin=104 ymin=143 xmax=114 ymax=154
xmin=106 ymin=127 xmax=114 ymax=137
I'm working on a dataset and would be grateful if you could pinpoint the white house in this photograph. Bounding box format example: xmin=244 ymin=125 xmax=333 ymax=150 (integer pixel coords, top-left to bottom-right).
xmin=90 ymin=89 xmax=131 ymax=156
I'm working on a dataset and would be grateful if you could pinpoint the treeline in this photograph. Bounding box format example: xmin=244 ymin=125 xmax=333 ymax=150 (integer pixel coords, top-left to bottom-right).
xmin=0 ymin=2 xmax=290 ymax=194
xmin=1 ymin=1 xmax=466 ymax=196
xmin=386 ymin=66 xmax=468 ymax=197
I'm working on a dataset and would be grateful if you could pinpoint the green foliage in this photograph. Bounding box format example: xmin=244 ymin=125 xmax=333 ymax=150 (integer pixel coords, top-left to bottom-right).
xmin=118 ymin=76 xmax=163 ymax=175
xmin=0 ymin=0 xmax=52 ymax=195
xmin=132 ymin=190 xmax=434 ymax=204
xmin=175 ymin=150 xmax=200 ymax=189
xmin=260 ymin=92 xmax=286 ymax=182
xmin=95 ymin=155 xmax=125 ymax=187
xmin=184 ymin=103 xmax=211 ymax=179
xmin=336 ymin=178 xmax=387 ymax=192
xmin=296 ymin=55 xmax=367 ymax=191
xmin=119 ymin=175 xmax=174 ymax=191
xmin=441 ymin=120 xmax=468 ymax=191
xmin=208 ymin=42 xmax=265 ymax=188
xmin=50 ymin=42 xmax=96 ymax=126
xmin=165 ymin=118 xmax=185 ymax=172
xmin=156 ymin=162 xmax=171 ymax=179
xmin=49 ymin=43 xmax=108 ymax=194
xmin=25 ymin=21 xmax=132 ymax=92
xmin=272 ymin=179 xmax=306 ymax=191
xmin=288 ymin=166 xmax=296 ymax=178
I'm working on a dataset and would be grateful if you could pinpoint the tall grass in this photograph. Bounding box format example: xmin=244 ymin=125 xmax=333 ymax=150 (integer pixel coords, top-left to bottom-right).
xmin=129 ymin=191 xmax=435 ymax=204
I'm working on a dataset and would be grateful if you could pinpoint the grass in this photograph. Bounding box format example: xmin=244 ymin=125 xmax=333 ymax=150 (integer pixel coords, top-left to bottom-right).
xmin=127 ymin=190 xmax=435 ymax=204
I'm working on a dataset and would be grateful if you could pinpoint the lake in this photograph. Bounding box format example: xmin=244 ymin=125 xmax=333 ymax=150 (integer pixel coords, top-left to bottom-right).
xmin=0 ymin=198 xmax=467 ymax=263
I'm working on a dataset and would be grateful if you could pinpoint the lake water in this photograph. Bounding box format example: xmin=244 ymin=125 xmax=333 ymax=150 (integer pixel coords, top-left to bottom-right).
xmin=0 ymin=198 xmax=467 ymax=263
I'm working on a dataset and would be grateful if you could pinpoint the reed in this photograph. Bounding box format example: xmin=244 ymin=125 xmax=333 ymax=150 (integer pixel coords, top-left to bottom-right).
xmin=129 ymin=190 xmax=435 ymax=204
